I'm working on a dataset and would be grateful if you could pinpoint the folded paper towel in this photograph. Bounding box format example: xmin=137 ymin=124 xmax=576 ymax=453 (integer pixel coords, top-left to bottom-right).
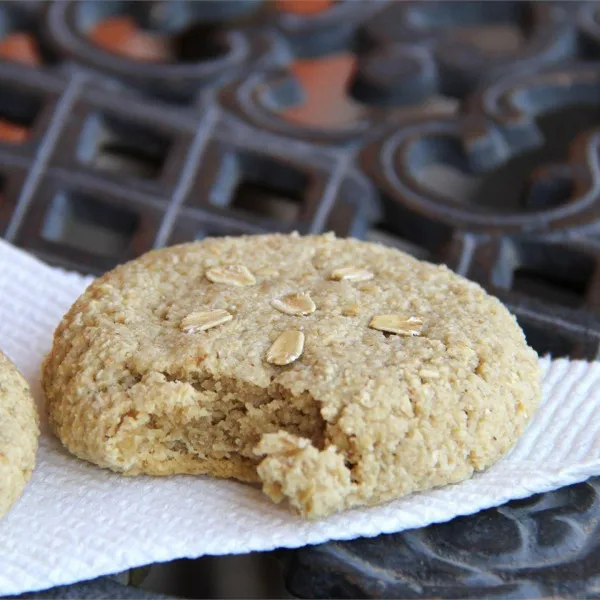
xmin=0 ymin=238 xmax=599 ymax=596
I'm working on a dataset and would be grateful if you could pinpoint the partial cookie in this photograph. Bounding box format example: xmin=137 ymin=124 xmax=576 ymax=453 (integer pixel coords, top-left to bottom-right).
xmin=0 ymin=350 xmax=39 ymax=518
xmin=43 ymin=233 xmax=541 ymax=519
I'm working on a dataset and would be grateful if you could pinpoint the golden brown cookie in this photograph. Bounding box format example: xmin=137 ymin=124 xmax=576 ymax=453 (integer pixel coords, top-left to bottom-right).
xmin=0 ymin=350 xmax=39 ymax=518
xmin=43 ymin=233 xmax=541 ymax=519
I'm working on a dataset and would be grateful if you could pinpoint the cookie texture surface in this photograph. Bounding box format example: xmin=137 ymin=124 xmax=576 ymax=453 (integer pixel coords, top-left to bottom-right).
xmin=43 ymin=233 xmax=541 ymax=519
xmin=0 ymin=351 xmax=39 ymax=518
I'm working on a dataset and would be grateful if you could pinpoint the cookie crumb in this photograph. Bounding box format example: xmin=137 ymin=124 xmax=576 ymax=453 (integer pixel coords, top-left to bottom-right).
xmin=255 ymin=431 xmax=352 ymax=519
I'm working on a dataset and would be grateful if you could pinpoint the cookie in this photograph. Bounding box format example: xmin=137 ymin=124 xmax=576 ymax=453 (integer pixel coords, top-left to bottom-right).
xmin=0 ymin=350 xmax=39 ymax=518
xmin=43 ymin=233 xmax=541 ymax=519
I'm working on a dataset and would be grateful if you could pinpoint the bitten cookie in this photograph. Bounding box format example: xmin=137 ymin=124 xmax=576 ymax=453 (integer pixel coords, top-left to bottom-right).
xmin=43 ymin=233 xmax=541 ymax=519
xmin=0 ymin=350 xmax=39 ymax=518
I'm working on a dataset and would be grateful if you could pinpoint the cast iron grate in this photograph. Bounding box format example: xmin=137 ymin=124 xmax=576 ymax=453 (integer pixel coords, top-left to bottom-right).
xmin=0 ymin=63 xmax=377 ymax=274
xmin=1 ymin=1 xmax=600 ymax=598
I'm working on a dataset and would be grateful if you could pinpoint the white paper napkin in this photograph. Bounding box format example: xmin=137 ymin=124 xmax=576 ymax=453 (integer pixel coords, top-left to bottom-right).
xmin=1 ymin=238 xmax=599 ymax=596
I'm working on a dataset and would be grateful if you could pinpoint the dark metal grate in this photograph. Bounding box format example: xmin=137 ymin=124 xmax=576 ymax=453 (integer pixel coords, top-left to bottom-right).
xmin=3 ymin=1 xmax=600 ymax=598
xmin=0 ymin=63 xmax=377 ymax=274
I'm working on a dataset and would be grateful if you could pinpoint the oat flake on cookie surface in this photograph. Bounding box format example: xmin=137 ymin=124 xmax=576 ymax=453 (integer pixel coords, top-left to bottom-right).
xmin=43 ymin=233 xmax=541 ymax=519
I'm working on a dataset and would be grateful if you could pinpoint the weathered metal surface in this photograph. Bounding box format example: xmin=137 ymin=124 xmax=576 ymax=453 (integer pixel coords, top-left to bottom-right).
xmin=1 ymin=2 xmax=600 ymax=598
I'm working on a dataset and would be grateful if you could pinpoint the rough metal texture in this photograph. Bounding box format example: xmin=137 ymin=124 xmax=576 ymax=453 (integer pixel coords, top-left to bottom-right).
xmin=1 ymin=1 xmax=600 ymax=598
xmin=283 ymin=478 xmax=600 ymax=599
xmin=8 ymin=577 xmax=167 ymax=600
xmin=0 ymin=67 xmax=377 ymax=275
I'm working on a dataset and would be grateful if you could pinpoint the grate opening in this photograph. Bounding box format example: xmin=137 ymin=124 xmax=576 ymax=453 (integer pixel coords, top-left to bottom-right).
xmin=0 ymin=32 xmax=42 ymax=67
xmin=79 ymin=1 xmax=260 ymax=63
xmin=0 ymin=4 xmax=43 ymax=67
xmin=0 ymin=85 xmax=42 ymax=144
xmin=78 ymin=113 xmax=172 ymax=179
xmin=168 ymin=216 xmax=257 ymax=246
xmin=472 ymin=105 xmax=600 ymax=212
xmin=42 ymin=192 xmax=140 ymax=258
xmin=521 ymin=174 xmax=574 ymax=210
xmin=519 ymin=321 xmax=577 ymax=360
xmin=366 ymin=221 xmax=431 ymax=260
xmin=232 ymin=182 xmax=302 ymax=223
xmin=79 ymin=1 xmax=173 ymax=62
xmin=379 ymin=198 xmax=453 ymax=257
xmin=326 ymin=197 xmax=361 ymax=238
xmin=170 ymin=23 xmax=230 ymax=63
xmin=407 ymin=135 xmax=480 ymax=204
xmin=512 ymin=268 xmax=590 ymax=309
xmin=498 ymin=243 xmax=596 ymax=309
xmin=219 ymin=154 xmax=309 ymax=223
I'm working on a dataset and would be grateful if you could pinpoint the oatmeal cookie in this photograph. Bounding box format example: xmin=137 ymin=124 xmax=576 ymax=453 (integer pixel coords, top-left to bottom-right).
xmin=43 ymin=233 xmax=541 ymax=519
xmin=0 ymin=350 xmax=38 ymax=518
